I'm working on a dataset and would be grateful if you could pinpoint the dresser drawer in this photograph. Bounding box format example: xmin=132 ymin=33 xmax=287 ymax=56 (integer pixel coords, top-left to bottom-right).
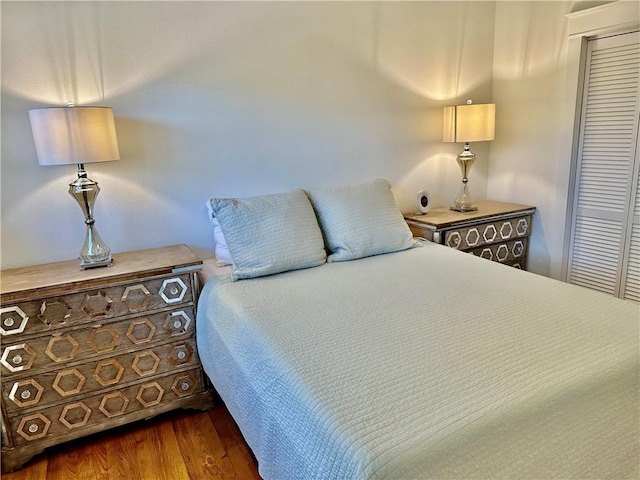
xmin=0 ymin=245 xmax=214 ymax=472
xmin=7 ymin=368 xmax=207 ymax=448
xmin=2 ymin=338 xmax=200 ymax=415
xmin=0 ymin=307 xmax=195 ymax=378
xmin=443 ymin=215 xmax=532 ymax=251
xmin=0 ymin=273 xmax=194 ymax=338
xmin=467 ymin=238 xmax=528 ymax=265
xmin=405 ymin=202 xmax=536 ymax=271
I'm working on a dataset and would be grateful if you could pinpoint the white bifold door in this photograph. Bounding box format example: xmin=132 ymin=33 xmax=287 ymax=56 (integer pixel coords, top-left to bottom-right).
xmin=567 ymin=30 xmax=640 ymax=301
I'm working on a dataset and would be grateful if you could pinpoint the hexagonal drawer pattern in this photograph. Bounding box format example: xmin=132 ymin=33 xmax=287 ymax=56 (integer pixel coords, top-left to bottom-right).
xmin=132 ymin=350 xmax=161 ymax=377
xmin=1 ymin=344 xmax=36 ymax=373
xmin=16 ymin=413 xmax=51 ymax=441
xmin=168 ymin=342 xmax=194 ymax=367
xmin=99 ymin=391 xmax=129 ymax=418
xmin=0 ymin=307 xmax=29 ymax=336
xmin=121 ymin=284 xmax=151 ymax=312
xmin=87 ymin=326 xmax=118 ymax=353
xmin=159 ymin=278 xmax=188 ymax=304
xmin=467 ymin=238 xmax=529 ymax=266
xmin=0 ymin=245 xmax=211 ymax=472
xmin=52 ymin=368 xmax=86 ymax=396
xmin=45 ymin=334 xmax=79 ymax=363
xmin=59 ymin=402 xmax=92 ymax=429
xmin=163 ymin=311 xmax=192 ymax=336
xmin=93 ymin=359 xmax=126 ymax=387
xmin=136 ymin=382 xmax=165 ymax=407
xmin=8 ymin=368 xmax=206 ymax=447
xmin=9 ymin=379 xmax=44 ymax=408
xmin=126 ymin=318 xmax=157 ymax=345
xmin=0 ymin=273 xmax=194 ymax=337
xmin=171 ymin=372 xmax=199 ymax=398
xmin=2 ymin=338 xmax=200 ymax=416
xmin=444 ymin=215 xmax=532 ymax=251
xmin=0 ymin=308 xmax=195 ymax=375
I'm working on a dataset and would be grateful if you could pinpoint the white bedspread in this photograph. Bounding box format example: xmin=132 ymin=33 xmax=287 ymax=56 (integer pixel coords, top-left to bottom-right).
xmin=196 ymin=242 xmax=639 ymax=479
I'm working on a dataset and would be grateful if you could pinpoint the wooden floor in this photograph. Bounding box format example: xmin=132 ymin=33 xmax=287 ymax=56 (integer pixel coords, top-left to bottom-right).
xmin=2 ymin=405 xmax=261 ymax=480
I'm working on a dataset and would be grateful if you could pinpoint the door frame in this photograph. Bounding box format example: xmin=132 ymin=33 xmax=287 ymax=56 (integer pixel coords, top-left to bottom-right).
xmin=560 ymin=1 xmax=640 ymax=281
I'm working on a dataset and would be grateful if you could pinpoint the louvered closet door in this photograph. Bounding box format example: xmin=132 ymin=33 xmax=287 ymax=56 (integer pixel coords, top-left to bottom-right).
xmin=567 ymin=31 xmax=640 ymax=300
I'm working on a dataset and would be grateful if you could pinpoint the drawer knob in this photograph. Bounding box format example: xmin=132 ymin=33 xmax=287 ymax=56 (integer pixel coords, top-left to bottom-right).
xmin=168 ymin=342 xmax=193 ymax=366
xmin=171 ymin=373 xmax=198 ymax=397
xmin=9 ymin=379 xmax=44 ymax=407
xmin=17 ymin=413 xmax=51 ymax=441
xmin=446 ymin=231 xmax=462 ymax=249
xmin=164 ymin=311 xmax=192 ymax=334
xmin=159 ymin=278 xmax=188 ymax=304
xmin=516 ymin=218 xmax=529 ymax=236
xmin=0 ymin=306 xmax=29 ymax=336
xmin=1 ymin=344 xmax=36 ymax=372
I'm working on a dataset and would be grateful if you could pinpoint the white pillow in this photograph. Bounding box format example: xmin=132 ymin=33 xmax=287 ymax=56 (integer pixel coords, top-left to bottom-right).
xmin=211 ymin=218 xmax=233 ymax=266
xmin=205 ymin=201 xmax=234 ymax=266
xmin=307 ymin=179 xmax=417 ymax=262
xmin=207 ymin=189 xmax=326 ymax=280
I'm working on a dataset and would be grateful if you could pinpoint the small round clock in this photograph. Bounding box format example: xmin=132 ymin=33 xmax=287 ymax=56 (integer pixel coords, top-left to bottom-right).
xmin=415 ymin=190 xmax=432 ymax=214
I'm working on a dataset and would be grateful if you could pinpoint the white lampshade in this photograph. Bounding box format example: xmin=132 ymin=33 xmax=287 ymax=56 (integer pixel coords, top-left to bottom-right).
xmin=28 ymin=106 xmax=120 ymax=166
xmin=443 ymin=103 xmax=495 ymax=143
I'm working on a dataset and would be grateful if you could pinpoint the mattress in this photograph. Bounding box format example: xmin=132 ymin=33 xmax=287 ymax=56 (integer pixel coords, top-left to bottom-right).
xmin=196 ymin=241 xmax=639 ymax=479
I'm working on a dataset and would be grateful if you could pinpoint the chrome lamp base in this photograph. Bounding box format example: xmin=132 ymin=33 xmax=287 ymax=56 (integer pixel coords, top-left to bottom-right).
xmin=450 ymin=203 xmax=478 ymax=213
xmin=79 ymin=256 xmax=112 ymax=270
xmin=450 ymin=143 xmax=478 ymax=213
xmin=69 ymin=164 xmax=113 ymax=270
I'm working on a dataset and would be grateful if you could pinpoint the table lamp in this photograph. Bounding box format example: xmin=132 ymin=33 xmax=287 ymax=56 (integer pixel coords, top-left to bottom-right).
xmin=29 ymin=106 xmax=120 ymax=269
xmin=443 ymin=100 xmax=495 ymax=212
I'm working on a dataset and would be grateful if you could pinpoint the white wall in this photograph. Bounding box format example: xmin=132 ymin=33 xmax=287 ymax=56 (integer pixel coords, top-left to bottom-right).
xmin=488 ymin=1 xmax=574 ymax=278
xmin=1 ymin=1 xmax=496 ymax=269
xmin=487 ymin=1 xmax=636 ymax=280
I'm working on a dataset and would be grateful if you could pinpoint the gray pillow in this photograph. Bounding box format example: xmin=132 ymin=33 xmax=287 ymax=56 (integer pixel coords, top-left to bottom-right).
xmin=207 ymin=189 xmax=326 ymax=280
xmin=307 ymin=179 xmax=418 ymax=262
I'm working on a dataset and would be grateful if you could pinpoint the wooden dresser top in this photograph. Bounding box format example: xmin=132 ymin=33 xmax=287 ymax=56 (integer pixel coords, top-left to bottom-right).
xmin=405 ymin=200 xmax=536 ymax=229
xmin=1 ymin=244 xmax=202 ymax=299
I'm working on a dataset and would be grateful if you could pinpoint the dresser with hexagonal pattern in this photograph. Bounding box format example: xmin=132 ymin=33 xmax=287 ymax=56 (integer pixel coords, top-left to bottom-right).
xmin=405 ymin=201 xmax=536 ymax=269
xmin=0 ymin=244 xmax=215 ymax=472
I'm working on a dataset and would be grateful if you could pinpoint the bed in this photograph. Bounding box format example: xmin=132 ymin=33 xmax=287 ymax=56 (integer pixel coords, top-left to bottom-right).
xmin=197 ymin=180 xmax=639 ymax=479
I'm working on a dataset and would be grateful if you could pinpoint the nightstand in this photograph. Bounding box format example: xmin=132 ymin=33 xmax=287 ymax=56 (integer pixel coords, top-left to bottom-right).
xmin=0 ymin=245 xmax=215 ymax=472
xmin=405 ymin=200 xmax=536 ymax=270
